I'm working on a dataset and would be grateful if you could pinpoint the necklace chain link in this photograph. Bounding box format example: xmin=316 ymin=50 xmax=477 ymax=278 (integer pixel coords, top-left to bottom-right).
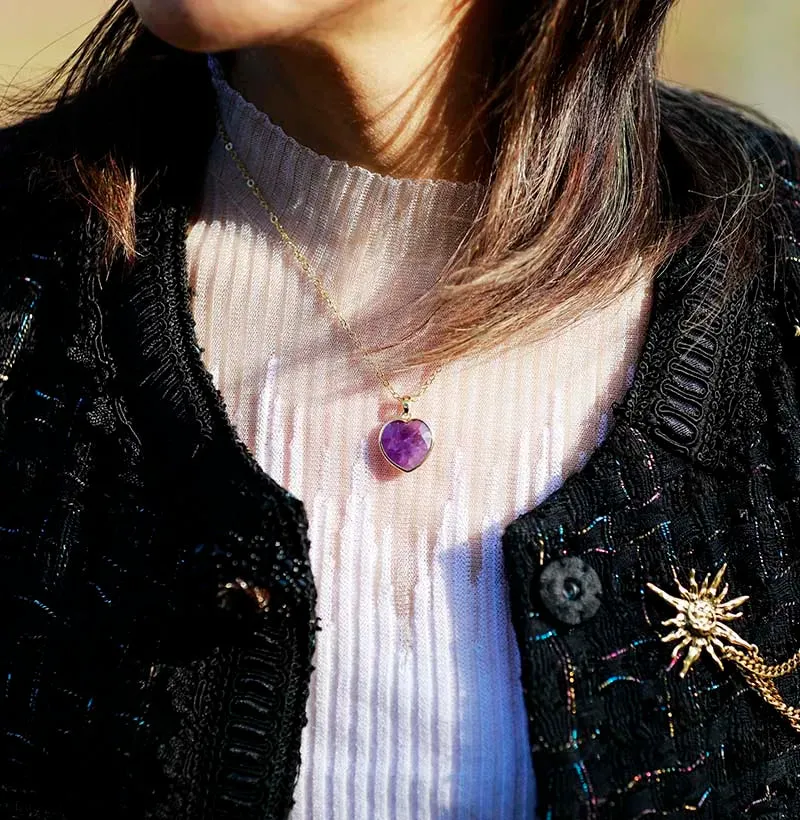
xmin=216 ymin=115 xmax=443 ymax=405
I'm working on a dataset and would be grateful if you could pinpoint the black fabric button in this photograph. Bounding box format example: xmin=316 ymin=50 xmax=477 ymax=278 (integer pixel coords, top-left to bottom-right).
xmin=539 ymin=556 xmax=602 ymax=625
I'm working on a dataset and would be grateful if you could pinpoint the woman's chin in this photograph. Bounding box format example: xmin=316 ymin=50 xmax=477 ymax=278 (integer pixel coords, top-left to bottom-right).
xmin=130 ymin=0 xmax=357 ymax=52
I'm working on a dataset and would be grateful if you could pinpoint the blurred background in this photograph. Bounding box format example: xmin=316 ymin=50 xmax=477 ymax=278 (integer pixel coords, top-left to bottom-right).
xmin=0 ymin=0 xmax=798 ymax=136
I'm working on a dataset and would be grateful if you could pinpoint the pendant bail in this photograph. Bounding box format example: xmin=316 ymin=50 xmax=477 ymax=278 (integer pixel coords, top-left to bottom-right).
xmin=400 ymin=396 xmax=412 ymax=420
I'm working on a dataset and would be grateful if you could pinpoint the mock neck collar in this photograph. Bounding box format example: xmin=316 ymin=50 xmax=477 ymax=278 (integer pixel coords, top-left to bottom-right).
xmin=205 ymin=55 xmax=486 ymax=290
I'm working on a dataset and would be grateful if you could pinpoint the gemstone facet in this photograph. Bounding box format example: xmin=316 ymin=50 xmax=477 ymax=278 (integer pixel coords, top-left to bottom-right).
xmin=378 ymin=417 xmax=433 ymax=472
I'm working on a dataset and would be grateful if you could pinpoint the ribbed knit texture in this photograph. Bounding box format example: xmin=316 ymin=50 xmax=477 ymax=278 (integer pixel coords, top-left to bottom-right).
xmin=185 ymin=58 xmax=653 ymax=820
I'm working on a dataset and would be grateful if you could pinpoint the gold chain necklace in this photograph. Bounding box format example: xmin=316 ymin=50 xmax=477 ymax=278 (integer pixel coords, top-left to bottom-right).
xmin=217 ymin=115 xmax=442 ymax=472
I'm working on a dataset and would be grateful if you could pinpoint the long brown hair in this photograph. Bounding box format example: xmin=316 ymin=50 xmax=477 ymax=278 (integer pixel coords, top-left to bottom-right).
xmin=2 ymin=0 xmax=781 ymax=369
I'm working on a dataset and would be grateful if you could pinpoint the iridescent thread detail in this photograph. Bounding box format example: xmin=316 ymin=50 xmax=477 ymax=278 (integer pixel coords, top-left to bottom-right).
xmin=621 ymin=751 xmax=712 ymax=793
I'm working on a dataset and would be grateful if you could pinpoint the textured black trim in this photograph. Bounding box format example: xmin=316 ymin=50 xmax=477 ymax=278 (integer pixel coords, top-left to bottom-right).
xmin=102 ymin=197 xmax=318 ymax=818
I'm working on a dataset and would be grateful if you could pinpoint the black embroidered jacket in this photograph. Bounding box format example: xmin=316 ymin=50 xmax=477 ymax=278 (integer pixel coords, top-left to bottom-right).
xmin=1 ymin=96 xmax=800 ymax=819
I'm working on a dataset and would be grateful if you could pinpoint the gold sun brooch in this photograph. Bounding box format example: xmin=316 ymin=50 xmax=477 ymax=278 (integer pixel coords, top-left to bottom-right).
xmin=647 ymin=563 xmax=753 ymax=678
xmin=648 ymin=563 xmax=800 ymax=733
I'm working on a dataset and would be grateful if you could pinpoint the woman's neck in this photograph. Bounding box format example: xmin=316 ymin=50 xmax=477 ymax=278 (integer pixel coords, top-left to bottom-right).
xmin=227 ymin=0 xmax=496 ymax=183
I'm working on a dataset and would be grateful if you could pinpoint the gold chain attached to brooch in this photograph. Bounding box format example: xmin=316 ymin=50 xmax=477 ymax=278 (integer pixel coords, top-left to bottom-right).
xmin=648 ymin=564 xmax=800 ymax=732
xmin=722 ymin=645 xmax=800 ymax=731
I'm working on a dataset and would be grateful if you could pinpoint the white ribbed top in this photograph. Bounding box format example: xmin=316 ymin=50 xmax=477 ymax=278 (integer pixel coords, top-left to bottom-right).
xmin=186 ymin=57 xmax=653 ymax=820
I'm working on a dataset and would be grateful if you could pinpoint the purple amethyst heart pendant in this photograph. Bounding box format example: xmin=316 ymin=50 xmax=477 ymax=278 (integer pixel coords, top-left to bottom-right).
xmin=378 ymin=398 xmax=433 ymax=472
